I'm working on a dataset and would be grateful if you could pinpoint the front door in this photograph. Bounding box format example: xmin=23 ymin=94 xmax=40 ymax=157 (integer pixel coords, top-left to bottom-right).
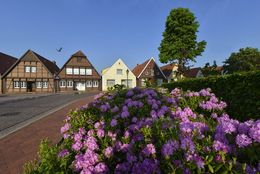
xmin=76 ymin=82 xmax=86 ymax=91
xmin=27 ymin=82 xmax=36 ymax=92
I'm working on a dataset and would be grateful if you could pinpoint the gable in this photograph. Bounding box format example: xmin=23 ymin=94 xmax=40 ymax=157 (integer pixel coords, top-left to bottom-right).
xmin=102 ymin=59 xmax=135 ymax=78
xmin=58 ymin=51 xmax=100 ymax=79
xmin=2 ymin=50 xmax=57 ymax=78
xmin=136 ymin=58 xmax=166 ymax=79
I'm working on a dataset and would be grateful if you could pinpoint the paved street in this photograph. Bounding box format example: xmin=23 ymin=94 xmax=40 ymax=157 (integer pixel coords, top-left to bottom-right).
xmin=0 ymin=92 xmax=99 ymax=135
xmin=0 ymin=94 xmax=95 ymax=174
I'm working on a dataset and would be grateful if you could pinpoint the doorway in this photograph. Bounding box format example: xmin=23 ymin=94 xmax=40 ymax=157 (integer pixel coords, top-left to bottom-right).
xmin=27 ymin=82 xmax=36 ymax=92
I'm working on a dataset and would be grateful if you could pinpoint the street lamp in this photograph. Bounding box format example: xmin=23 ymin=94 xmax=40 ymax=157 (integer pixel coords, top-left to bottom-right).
xmin=126 ymin=69 xmax=129 ymax=88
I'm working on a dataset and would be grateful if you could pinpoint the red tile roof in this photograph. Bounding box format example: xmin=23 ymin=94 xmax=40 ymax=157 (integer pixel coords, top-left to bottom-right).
xmin=160 ymin=63 xmax=177 ymax=78
xmin=32 ymin=51 xmax=60 ymax=74
xmin=0 ymin=52 xmax=18 ymax=75
xmin=132 ymin=59 xmax=150 ymax=77
xmin=183 ymin=67 xmax=202 ymax=78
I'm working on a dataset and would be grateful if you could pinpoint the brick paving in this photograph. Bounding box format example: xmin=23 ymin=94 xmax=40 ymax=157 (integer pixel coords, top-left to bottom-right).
xmin=0 ymin=94 xmax=95 ymax=174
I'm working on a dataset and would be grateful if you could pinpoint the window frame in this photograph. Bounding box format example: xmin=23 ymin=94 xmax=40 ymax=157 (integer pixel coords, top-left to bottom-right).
xmin=31 ymin=66 xmax=37 ymax=73
xmin=14 ymin=81 xmax=20 ymax=88
xmin=66 ymin=68 xmax=73 ymax=75
xmin=20 ymin=81 xmax=27 ymax=88
xmin=36 ymin=82 xmax=42 ymax=88
xmin=86 ymin=80 xmax=92 ymax=87
xmin=93 ymin=80 xmax=98 ymax=87
xmin=107 ymin=79 xmax=115 ymax=87
xmin=67 ymin=80 xmax=73 ymax=88
xmin=80 ymin=68 xmax=86 ymax=75
xmin=116 ymin=69 xmax=123 ymax=75
xmin=42 ymin=81 xmax=48 ymax=88
xmin=86 ymin=68 xmax=92 ymax=75
xmin=60 ymin=80 xmax=66 ymax=87
xmin=25 ymin=66 xmax=30 ymax=73
xmin=73 ymin=68 xmax=79 ymax=75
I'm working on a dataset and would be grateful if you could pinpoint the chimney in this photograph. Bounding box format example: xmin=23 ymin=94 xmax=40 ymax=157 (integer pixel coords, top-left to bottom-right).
xmin=52 ymin=60 xmax=56 ymax=65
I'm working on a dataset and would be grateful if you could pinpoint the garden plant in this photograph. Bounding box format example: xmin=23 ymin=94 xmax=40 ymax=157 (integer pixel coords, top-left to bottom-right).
xmin=24 ymin=87 xmax=260 ymax=174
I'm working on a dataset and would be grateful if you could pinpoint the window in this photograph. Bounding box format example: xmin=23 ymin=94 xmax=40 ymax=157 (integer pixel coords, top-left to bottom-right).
xmin=42 ymin=82 xmax=48 ymax=88
xmin=60 ymin=80 xmax=66 ymax=87
xmin=67 ymin=81 xmax=73 ymax=88
xmin=121 ymin=79 xmax=132 ymax=88
xmin=14 ymin=81 xmax=20 ymax=88
xmin=31 ymin=66 xmax=37 ymax=73
xmin=80 ymin=68 xmax=85 ymax=75
xmin=36 ymin=82 xmax=42 ymax=88
xmin=116 ymin=69 xmax=123 ymax=75
xmin=93 ymin=80 xmax=98 ymax=87
xmin=25 ymin=66 xmax=30 ymax=73
xmin=66 ymin=68 xmax=73 ymax=75
xmin=86 ymin=80 xmax=92 ymax=87
xmin=20 ymin=81 xmax=27 ymax=88
xmin=86 ymin=69 xmax=92 ymax=75
xmin=107 ymin=79 xmax=115 ymax=87
xmin=77 ymin=57 xmax=82 ymax=62
xmin=73 ymin=68 xmax=79 ymax=75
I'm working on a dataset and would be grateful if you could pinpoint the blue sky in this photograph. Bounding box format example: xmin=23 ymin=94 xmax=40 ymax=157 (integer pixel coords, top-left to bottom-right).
xmin=0 ymin=0 xmax=260 ymax=72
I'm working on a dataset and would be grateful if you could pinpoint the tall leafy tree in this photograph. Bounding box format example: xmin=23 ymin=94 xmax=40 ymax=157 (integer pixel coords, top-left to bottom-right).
xmin=158 ymin=8 xmax=206 ymax=75
xmin=223 ymin=47 xmax=260 ymax=74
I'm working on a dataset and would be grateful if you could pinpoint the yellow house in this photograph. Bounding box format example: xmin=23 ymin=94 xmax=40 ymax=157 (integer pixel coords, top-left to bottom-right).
xmin=101 ymin=58 xmax=136 ymax=91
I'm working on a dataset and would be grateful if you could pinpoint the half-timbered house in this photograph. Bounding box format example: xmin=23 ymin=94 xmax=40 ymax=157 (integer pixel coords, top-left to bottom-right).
xmin=2 ymin=50 xmax=59 ymax=93
xmin=132 ymin=57 xmax=166 ymax=87
xmin=57 ymin=51 xmax=101 ymax=92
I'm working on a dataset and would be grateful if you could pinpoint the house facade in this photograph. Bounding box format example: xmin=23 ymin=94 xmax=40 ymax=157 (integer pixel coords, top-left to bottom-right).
xmin=2 ymin=50 xmax=59 ymax=93
xmin=57 ymin=51 xmax=101 ymax=92
xmin=160 ymin=63 xmax=178 ymax=82
xmin=0 ymin=52 xmax=18 ymax=94
xmin=132 ymin=57 xmax=166 ymax=87
xmin=101 ymin=58 xmax=136 ymax=91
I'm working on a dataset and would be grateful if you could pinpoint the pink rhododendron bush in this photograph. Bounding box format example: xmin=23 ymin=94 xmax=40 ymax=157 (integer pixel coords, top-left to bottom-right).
xmin=24 ymin=87 xmax=260 ymax=174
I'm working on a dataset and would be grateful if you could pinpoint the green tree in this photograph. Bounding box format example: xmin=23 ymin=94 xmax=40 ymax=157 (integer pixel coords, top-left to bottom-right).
xmin=223 ymin=47 xmax=260 ymax=74
xmin=158 ymin=8 xmax=206 ymax=76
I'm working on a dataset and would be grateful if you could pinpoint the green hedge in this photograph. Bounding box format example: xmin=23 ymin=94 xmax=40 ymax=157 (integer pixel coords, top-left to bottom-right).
xmin=162 ymin=71 xmax=260 ymax=121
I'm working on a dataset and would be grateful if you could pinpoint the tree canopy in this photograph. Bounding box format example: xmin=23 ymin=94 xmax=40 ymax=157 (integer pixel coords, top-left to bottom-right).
xmin=223 ymin=47 xmax=260 ymax=74
xmin=158 ymin=8 xmax=206 ymax=75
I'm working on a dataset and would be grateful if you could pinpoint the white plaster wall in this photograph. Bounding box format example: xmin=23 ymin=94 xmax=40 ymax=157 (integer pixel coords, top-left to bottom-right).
xmin=102 ymin=59 xmax=136 ymax=91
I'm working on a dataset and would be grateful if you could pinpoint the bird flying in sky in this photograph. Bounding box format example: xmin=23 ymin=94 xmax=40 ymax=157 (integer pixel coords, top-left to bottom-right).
xmin=56 ymin=47 xmax=62 ymax=52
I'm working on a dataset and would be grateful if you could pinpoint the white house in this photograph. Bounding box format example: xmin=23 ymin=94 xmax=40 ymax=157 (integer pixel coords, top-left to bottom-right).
xmin=101 ymin=58 xmax=136 ymax=91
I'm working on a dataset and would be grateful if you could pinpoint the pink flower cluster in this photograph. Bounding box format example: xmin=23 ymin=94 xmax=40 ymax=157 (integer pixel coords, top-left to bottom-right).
xmin=58 ymin=87 xmax=259 ymax=174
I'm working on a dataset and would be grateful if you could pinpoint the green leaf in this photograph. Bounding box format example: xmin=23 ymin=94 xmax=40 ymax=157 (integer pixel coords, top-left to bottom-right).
xmin=208 ymin=164 xmax=214 ymax=173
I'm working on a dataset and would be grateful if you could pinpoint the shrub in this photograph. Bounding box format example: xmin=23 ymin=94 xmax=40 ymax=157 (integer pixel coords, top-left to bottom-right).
xmin=162 ymin=71 xmax=260 ymax=121
xmin=24 ymin=87 xmax=260 ymax=174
